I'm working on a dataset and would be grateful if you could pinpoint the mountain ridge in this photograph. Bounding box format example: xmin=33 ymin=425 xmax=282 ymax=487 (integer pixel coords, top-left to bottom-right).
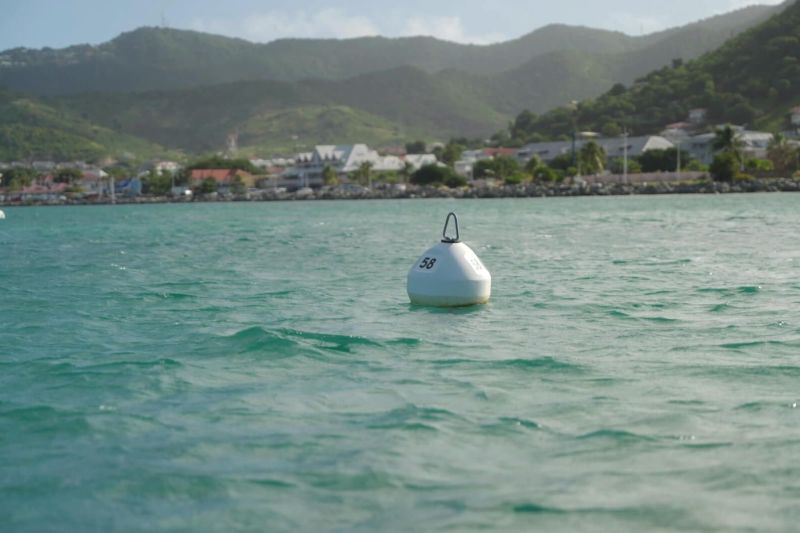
xmin=0 ymin=2 xmax=793 ymax=160
xmin=0 ymin=3 xmax=782 ymax=95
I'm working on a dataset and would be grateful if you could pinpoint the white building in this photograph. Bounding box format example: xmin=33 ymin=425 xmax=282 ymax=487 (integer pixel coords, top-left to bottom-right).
xmin=689 ymin=108 xmax=708 ymax=125
xmin=686 ymin=127 xmax=773 ymax=165
xmin=289 ymin=144 xmax=405 ymax=187
xmin=517 ymin=135 xmax=674 ymax=165
xmin=153 ymin=161 xmax=181 ymax=174
xmin=791 ymin=107 xmax=800 ymax=127
xmin=403 ymin=154 xmax=438 ymax=171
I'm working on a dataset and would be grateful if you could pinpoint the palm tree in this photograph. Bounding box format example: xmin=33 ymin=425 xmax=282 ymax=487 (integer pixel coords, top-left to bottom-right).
xmin=399 ymin=161 xmax=414 ymax=184
xmin=712 ymin=125 xmax=744 ymax=159
xmin=579 ymin=141 xmax=606 ymax=175
xmin=322 ymin=164 xmax=339 ymax=186
xmin=353 ymin=161 xmax=374 ymax=188
xmin=767 ymin=133 xmax=797 ymax=175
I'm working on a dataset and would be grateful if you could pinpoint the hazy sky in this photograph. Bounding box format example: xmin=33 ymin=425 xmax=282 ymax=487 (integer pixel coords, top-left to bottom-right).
xmin=0 ymin=0 xmax=786 ymax=50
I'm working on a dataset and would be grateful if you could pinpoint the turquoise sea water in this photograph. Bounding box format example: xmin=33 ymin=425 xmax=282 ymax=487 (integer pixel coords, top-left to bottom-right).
xmin=1 ymin=195 xmax=799 ymax=531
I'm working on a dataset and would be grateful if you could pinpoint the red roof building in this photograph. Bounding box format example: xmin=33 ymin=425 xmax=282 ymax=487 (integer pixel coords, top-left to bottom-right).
xmin=483 ymin=147 xmax=518 ymax=158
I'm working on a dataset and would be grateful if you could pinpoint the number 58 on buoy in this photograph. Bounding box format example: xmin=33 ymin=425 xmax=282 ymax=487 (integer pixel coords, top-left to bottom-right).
xmin=407 ymin=213 xmax=492 ymax=307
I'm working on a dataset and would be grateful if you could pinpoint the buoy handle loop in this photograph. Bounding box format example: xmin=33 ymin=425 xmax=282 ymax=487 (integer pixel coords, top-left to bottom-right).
xmin=442 ymin=212 xmax=460 ymax=243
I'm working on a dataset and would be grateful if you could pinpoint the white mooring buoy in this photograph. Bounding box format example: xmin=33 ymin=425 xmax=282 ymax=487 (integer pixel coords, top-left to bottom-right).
xmin=407 ymin=212 xmax=491 ymax=307
xmin=0 ymin=209 xmax=5 ymax=220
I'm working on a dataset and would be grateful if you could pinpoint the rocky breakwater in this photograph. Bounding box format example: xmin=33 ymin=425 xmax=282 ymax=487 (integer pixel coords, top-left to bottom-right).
xmin=256 ymin=177 xmax=800 ymax=201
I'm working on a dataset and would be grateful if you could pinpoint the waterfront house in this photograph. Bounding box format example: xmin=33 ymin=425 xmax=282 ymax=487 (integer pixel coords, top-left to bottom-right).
xmin=288 ymin=144 xmax=405 ymax=188
xmin=517 ymin=136 xmax=674 ymax=166
xmin=12 ymin=180 xmax=67 ymax=202
xmin=77 ymin=168 xmax=109 ymax=195
xmin=189 ymin=168 xmax=256 ymax=189
xmin=153 ymin=161 xmax=181 ymax=174
xmin=791 ymin=106 xmax=800 ymax=128
xmin=403 ymin=154 xmax=438 ymax=172
xmin=115 ymin=177 xmax=142 ymax=197
xmin=689 ymin=108 xmax=708 ymax=125
xmin=686 ymin=127 xmax=773 ymax=165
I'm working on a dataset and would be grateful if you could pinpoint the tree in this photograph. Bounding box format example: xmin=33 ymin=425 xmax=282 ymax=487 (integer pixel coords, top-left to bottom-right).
xmin=601 ymin=122 xmax=622 ymax=137
xmin=405 ymin=141 xmax=427 ymax=154
xmin=410 ymin=164 xmax=456 ymax=186
xmin=352 ymin=161 xmax=374 ymax=187
xmin=712 ymin=125 xmax=744 ymax=160
xmin=710 ymin=152 xmax=738 ymax=182
xmin=548 ymin=153 xmax=574 ymax=172
xmin=578 ymin=141 xmax=606 ymax=175
xmin=196 ymin=177 xmax=218 ymax=195
xmin=142 ymin=170 xmax=172 ymax=195
xmin=473 ymin=160 xmax=495 ymax=179
xmin=610 ymin=157 xmax=641 ymax=174
xmin=1 ymin=167 xmax=36 ymax=189
xmin=440 ymin=143 xmax=464 ymax=167
xmin=473 ymin=156 xmax=520 ymax=180
xmin=533 ymin=165 xmax=562 ymax=182
xmin=504 ymin=173 xmax=528 ymax=185
xmin=523 ymin=155 xmax=543 ymax=175
xmin=188 ymin=156 xmax=256 ymax=174
xmin=511 ymin=110 xmax=538 ymax=140
xmin=230 ymin=174 xmax=247 ymax=194
xmin=638 ymin=148 xmax=688 ymax=173
xmin=767 ymin=133 xmax=798 ymax=175
xmin=54 ymin=167 xmax=82 ymax=184
xmin=492 ymin=156 xmax=521 ymax=180
xmin=399 ymin=161 xmax=414 ymax=184
xmin=444 ymin=173 xmax=467 ymax=188
xmin=322 ymin=165 xmax=339 ymax=186
xmin=745 ymin=158 xmax=774 ymax=173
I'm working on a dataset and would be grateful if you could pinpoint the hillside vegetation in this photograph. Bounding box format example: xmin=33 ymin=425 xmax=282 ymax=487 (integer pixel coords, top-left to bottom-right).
xmin=52 ymin=67 xmax=509 ymax=154
xmin=509 ymin=0 xmax=800 ymax=142
xmin=0 ymin=3 xmax=792 ymax=160
xmin=0 ymin=4 xmax=780 ymax=97
xmin=0 ymin=88 xmax=169 ymax=161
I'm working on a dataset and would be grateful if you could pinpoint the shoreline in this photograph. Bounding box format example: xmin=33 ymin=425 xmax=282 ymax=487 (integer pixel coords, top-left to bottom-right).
xmin=3 ymin=177 xmax=800 ymax=207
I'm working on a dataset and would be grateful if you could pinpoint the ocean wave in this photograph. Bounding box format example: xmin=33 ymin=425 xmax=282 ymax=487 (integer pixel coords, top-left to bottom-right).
xmin=432 ymin=356 xmax=583 ymax=373
xmin=364 ymin=404 xmax=464 ymax=432
xmin=607 ymin=310 xmax=678 ymax=323
xmin=577 ymin=429 xmax=655 ymax=442
xmin=709 ymin=303 xmax=734 ymax=313
xmin=697 ymin=285 xmax=762 ymax=296
xmin=0 ymin=404 xmax=92 ymax=434
xmin=82 ymin=358 xmax=183 ymax=371
xmin=512 ymin=502 xmax=565 ymax=514
xmin=203 ymin=326 xmax=413 ymax=359
xmin=688 ymin=363 xmax=800 ymax=378
xmin=301 ymin=469 xmax=399 ymax=491
xmin=719 ymin=339 xmax=800 ymax=351
xmin=481 ymin=417 xmax=543 ymax=435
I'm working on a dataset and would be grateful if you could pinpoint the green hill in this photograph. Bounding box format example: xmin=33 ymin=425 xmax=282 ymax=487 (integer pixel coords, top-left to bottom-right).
xmin=0 ymin=3 xmax=791 ymax=159
xmin=508 ymin=0 xmax=800 ymax=141
xmin=52 ymin=67 xmax=507 ymax=154
xmin=0 ymin=4 xmax=780 ymax=97
xmin=0 ymin=88 xmax=170 ymax=161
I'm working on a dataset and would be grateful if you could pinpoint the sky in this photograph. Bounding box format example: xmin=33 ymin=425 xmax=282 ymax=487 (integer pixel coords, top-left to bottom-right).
xmin=0 ymin=0 xmax=787 ymax=51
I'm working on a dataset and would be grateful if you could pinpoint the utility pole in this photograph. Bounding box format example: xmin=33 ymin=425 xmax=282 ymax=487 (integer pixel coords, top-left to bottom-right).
xmin=676 ymin=140 xmax=682 ymax=176
xmin=622 ymin=130 xmax=629 ymax=183
xmin=569 ymin=100 xmax=578 ymax=171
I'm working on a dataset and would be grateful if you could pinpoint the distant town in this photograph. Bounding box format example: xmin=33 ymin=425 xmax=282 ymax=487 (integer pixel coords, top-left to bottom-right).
xmin=2 ymin=107 xmax=800 ymax=205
